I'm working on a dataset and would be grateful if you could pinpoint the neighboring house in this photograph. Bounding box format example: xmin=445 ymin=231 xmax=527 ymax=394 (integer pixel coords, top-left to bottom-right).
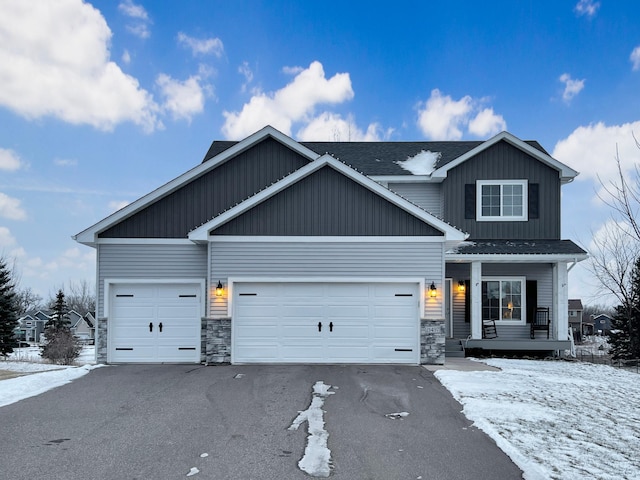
xmin=17 ymin=310 xmax=51 ymax=343
xmin=592 ymin=314 xmax=613 ymax=335
xmin=568 ymin=299 xmax=584 ymax=342
xmin=74 ymin=126 xmax=588 ymax=365
xmin=69 ymin=310 xmax=95 ymax=343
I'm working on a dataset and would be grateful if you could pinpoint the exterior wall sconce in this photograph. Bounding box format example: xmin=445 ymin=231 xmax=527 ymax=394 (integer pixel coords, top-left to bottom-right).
xmin=458 ymin=280 xmax=466 ymax=293
xmin=215 ymin=280 xmax=224 ymax=297
xmin=429 ymin=281 xmax=437 ymax=298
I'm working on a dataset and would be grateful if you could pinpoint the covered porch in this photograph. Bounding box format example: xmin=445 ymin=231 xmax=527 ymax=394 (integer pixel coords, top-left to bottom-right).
xmin=444 ymin=240 xmax=588 ymax=355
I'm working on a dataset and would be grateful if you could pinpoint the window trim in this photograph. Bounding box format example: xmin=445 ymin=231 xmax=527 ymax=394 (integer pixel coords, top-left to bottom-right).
xmin=481 ymin=276 xmax=526 ymax=325
xmin=476 ymin=180 xmax=528 ymax=221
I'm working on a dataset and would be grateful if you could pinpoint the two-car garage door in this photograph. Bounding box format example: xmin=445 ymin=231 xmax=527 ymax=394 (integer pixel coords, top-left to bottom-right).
xmin=233 ymin=282 xmax=420 ymax=364
xmin=109 ymin=283 xmax=202 ymax=363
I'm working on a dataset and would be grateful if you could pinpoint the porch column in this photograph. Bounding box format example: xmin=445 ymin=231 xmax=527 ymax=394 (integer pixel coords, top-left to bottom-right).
xmin=553 ymin=262 xmax=569 ymax=340
xmin=470 ymin=261 xmax=482 ymax=339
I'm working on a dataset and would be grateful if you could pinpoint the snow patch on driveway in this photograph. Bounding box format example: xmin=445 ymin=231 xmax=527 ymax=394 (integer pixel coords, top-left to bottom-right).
xmin=289 ymin=381 xmax=335 ymax=477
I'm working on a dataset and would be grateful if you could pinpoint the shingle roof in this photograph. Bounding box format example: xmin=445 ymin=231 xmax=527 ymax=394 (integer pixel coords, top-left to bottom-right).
xmin=568 ymin=299 xmax=584 ymax=310
xmin=450 ymin=240 xmax=587 ymax=256
xmin=201 ymin=139 xmax=549 ymax=176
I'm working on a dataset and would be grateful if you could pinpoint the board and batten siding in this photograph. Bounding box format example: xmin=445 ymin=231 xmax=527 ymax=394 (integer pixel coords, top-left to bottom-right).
xmin=97 ymin=243 xmax=207 ymax=317
xmin=388 ymin=183 xmax=443 ymax=217
xmin=442 ymin=140 xmax=561 ymax=239
xmin=210 ymin=241 xmax=445 ymax=319
xmin=99 ymin=137 xmax=310 ymax=239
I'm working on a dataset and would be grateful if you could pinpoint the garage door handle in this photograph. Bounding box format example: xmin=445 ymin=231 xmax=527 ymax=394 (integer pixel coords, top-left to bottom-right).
xmin=149 ymin=322 xmax=153 ymax=332
xmin=329 ymin=322 xmax=333 ymax=332
xmin=318 ymin=322 xmax=322 ymax=332
xmin=159 ymin=322 xmax=163 ymax=333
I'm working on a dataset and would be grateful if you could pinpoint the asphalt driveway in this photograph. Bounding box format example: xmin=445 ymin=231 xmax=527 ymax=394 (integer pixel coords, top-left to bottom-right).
xmin=0 ymin=364 xmax=523 ymax=479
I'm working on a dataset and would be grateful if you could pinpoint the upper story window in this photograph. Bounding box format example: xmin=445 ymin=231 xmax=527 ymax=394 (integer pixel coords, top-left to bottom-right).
xmin=477 ymin=180 xmax=528 ymax=221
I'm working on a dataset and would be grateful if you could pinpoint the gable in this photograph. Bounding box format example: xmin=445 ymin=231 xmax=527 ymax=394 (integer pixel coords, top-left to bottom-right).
xmin=99 ymin=137 xmax=310 ymax=239
xmin=211 ymin=165 xmax=444 ymax=236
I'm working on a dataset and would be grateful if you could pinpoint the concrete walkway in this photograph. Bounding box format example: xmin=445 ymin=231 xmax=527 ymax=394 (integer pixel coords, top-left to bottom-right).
xmin=423 ymin=357 xmax=501 ymax=372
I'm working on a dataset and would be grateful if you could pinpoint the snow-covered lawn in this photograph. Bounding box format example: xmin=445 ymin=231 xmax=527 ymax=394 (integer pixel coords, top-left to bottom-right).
xmin=0 ymin=346 xmax=98 ymax=408
xmin=435 ymin=359 xmax=640 ymax=480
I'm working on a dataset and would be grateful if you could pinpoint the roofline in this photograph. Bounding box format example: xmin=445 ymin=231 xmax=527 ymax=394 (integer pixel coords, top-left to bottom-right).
xmin=73 ymin=126 xmax=321 ymax=246
xmin=446 ymin=252 xmax=589 ymax=263
xmin=189 ymin=154 xmax=468 ymax=242
xmin=431 ymin=131 xmax=579 ymax=184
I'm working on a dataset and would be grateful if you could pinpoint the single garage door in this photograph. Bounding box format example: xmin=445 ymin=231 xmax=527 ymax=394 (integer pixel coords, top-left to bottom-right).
xmin=233 ymin=282 xmax=419 ymax=364
xmin=110 ymin=283 xmax=201 ymax=363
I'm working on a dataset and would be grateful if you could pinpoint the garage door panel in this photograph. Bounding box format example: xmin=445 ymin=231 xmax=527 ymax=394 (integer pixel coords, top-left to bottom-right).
xmin=110 ymin=283 xmax=201 ymax=363
xmin=233 ymin=282 xmax=419 ymax=364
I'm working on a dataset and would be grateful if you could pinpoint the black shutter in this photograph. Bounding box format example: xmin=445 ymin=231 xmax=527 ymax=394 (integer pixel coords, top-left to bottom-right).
xmin=465 ymin=184 xmax=476 ymax=219
xmin=528 ymin=184 xmax=539 ymax=219
xmin=464 ymin=280 xmax=471 ymax=323
xmin=526 ymin=280 xmax=537 ymax=323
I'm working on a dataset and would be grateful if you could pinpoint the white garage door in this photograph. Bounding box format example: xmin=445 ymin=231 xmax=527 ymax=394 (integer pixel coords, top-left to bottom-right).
xmin=110 ymin=283 xmax=202 ymax=363
xmin=233 ymin=282 xmax=419 ymax=364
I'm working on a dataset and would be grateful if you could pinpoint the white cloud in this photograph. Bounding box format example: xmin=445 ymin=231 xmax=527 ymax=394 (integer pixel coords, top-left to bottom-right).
xmin=156 ymin=74 xmax=207 ymax=121
xmin=559 ymin=73 xmax=585 ymax=103
xmin=0 ymin=226 xmax=17 ymax=248
xmin=552 ymin=121 xmax=640 ymax=186
xmin=238 ymin=61 xmax=254 ymax=93
xmin=297 ymin=112 xmax=389 ymax=141
xmin=118 ymin=0 xmax=151 ymax=39
xmin=108 ymin=200 xmax=130 ymax=212
xmin=0 ymin=148 xmax=22 ymax=171
xmin=468 ymin=108 xmax=507 ymax=137
xmin=222 ymin=61 xmax=354 ymax=139
xmin=0 ymin=0 xmax=161 ymax=132
xmin=0 ymin=192 xmax=27 ymax=220
xmin=177 ymin=32 xmax=224 ymax=57
xmin=54 ymin=158 xmax=77 ymax=167
xmin=574 ymin=0 xmax=600 ymax=17
xmin=122 ymin=49 xmax=131 ymax=65
xmin=416 ymin=89 xmax=506 ymax=140
xmin=630 ymin=46 xmax=640 ymax=71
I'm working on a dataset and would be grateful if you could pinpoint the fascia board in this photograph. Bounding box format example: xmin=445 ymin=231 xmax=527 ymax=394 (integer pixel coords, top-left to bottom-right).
xmin=74 ymin=126 xmax=320 ymax=246
xmin=190 ymin=154 xmax=467 ymax=242
xmin=446 ymin=252 xmax=589 ymax=263
xmin=369 ymin=175 xmax=438 ymax=183
xmin=431 ymin=131 xmax=579 ymax=182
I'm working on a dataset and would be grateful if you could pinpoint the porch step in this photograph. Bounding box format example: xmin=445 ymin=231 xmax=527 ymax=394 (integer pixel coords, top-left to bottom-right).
xmin=445 ymin=338 xmax=465 ymax=358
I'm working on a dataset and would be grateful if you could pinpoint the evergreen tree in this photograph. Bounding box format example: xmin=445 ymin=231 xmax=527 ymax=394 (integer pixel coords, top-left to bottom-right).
xmin=47 ymin=289 xmax=70 ymax=330
xmin=0 ymin=258 xmax=19 ymax=357
xmin=41 ymin=289 xmax=80 ymax=364
xmin=609 ymin=257 xmax=640 ymax=360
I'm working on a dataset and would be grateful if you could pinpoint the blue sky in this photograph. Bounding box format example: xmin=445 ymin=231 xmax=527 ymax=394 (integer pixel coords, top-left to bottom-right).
xmin=1 ymin=0 xmax=639 ymax=305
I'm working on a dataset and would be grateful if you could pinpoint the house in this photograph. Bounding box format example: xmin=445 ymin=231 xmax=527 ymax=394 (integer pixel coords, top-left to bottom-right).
xmin=591 ymin=314 xmax=613 ymax=335
xmin=568 ymin=299 xmax=584 ymax=342
xmin=68 ymin=310 xmax=96 ymax=343
xmin=16 ymin=310 xmax=51 ymax=343
xmin=74 ymin=126 xmax=587 ymax=365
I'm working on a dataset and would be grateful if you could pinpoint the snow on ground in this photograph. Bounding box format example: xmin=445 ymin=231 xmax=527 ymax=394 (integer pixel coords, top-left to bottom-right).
xmin=289 ymin=381 xmax=335 ymax=478
xmin=435 ymin=359 xmax=640 ymax=480
xmin=0 ymin=346 xmax=98 ymax=408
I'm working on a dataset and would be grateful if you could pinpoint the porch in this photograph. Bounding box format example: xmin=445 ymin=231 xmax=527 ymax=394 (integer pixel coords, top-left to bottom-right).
xmin=464 ymin=338 xmax=571 ymax=351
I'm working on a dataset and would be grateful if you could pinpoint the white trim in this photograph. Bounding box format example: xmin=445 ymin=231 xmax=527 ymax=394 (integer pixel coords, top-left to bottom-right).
xmin=94 ymin=238 xmax=195 ymax=245
xmin=476 ymin=180 xmax=528 ymax=222
xmin=189 ymin=155 xmax=467 ymax=242
xmin=481 ymin=276 xmax=526 ymax=325
xmin=430 ymin=131 xmax=579 ymax=183
xmin=74 ymin=126 xmax=320 ymax=246
xmin=446 ymin=253 xmax=588 ymax=263
xmin=445 ymin=278 xmax=453 ymax=338
xmin=103 ymin=278 xmax=206 ymax=318
xmin=370 ymin=175 xmax=434 ymax=183
xmin=209 ymin=236 xmax=446 ymax=243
